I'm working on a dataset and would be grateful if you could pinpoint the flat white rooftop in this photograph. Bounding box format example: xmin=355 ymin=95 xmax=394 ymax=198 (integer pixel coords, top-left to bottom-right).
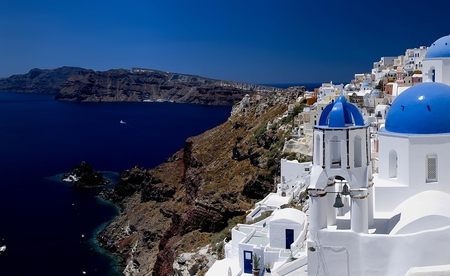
xmin=262 ymin=193 xmax=291 ymax=206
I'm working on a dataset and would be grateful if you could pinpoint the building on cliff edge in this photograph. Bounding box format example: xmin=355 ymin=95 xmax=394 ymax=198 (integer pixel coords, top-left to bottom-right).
xmin=207 ymin=34 xmax=450 ymax=276
xmin=305 ymin=81 xmax=450 ymax=276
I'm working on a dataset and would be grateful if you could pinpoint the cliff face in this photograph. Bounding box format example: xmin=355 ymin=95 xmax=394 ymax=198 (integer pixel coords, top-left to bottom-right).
xmin=0 ymin=67 xmax=88 ymax=94
xmin=54 ymin=68 xmax=280 ymax=105
xmin=97 ymin=87 xmax=308 ymax=275
xmin=0 ymin=67 xmax=280 ymax=106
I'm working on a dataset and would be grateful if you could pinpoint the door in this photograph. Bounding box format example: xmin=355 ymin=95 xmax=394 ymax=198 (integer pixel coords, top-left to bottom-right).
xmin=243 ymin=250 xmax=253 ymax=273
xmin=285 ymin=229 xmax=294 ymax=249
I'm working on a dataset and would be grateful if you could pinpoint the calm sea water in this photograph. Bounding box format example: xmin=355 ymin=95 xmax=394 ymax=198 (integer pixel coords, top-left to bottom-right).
xmin=0 ymin=92 xmax=231 ymax=276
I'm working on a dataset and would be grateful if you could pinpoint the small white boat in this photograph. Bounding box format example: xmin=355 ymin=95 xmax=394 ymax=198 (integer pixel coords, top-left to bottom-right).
xmin=120 ymin=120 xmax=126 ymax=124
xmin=0 ymin=245 xmax=6 ymax=254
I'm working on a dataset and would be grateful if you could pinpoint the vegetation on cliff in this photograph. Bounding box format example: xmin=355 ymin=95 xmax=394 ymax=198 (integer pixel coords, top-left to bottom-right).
xmin=97 ymin=86 xmax=309 ymax=275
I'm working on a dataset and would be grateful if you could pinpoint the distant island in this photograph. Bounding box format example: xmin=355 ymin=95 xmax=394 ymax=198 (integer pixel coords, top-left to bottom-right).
xmin=0 ymin=67 xmax=283 ymax=106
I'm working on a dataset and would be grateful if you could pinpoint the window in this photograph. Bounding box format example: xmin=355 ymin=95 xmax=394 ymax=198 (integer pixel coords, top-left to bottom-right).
xmin=389 ymin=150 xmax=398 ymax=178
xmin=330 ymin=136 xmax=341 ymax=168
xmin=354 ymin=136 xmax=362 ymax=168
xmin=426 ymin=155 xmax=437 ymax=183
xmin=315 ymin=135 xmax=321 ymax=166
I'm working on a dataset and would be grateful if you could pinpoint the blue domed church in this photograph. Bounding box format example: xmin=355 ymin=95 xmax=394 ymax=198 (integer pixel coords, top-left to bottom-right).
xmin=307 ymin=81 xmax=450 ymax=275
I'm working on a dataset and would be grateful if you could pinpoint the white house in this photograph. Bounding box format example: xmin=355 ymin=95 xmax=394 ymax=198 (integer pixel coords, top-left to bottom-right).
xmin=404 ymin=46 xmax=428 ymax=72
xmin=316 ymin=82 xmax=345 ymax=102
xmin=207 ymin=159 xmax=310 ymax=276
xmin=246 ymin=159 xmax=310 ymax=223
xmin=209 ymin=208 xmax=308 ymax=276
xmin=233 ymin=208 xmax=307 ymax=274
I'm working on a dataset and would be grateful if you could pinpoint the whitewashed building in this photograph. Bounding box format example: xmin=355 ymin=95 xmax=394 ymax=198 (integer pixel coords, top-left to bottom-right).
xmin=305 ymin=81 xmax=450 ymax=275
xmin=207 ymin=159 xmax=310 ymax=276
xmin=404 ymin=46 xmax=428 ymax=71
xmin=228 ymin=208 xmax=307 ymax=275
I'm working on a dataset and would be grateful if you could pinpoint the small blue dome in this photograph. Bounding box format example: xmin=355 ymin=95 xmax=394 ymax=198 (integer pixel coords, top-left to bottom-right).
xmin=425 ymin=35 xmax=450 ymax=58
xmin=385 ymin=82 xmax=450 ymax=134
xmin=318 ymin=96 xmax=364 ymax=127
xmin=361 ymin=82 xmax=371 ymax=87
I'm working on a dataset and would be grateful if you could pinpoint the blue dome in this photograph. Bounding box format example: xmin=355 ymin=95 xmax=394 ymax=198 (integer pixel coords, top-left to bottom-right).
xmin=385 ymin=82 xmax=450 ymax=134
xmin=318 ymin=96 xmax=364 ymax=128
xmin=425 ymin=35 xmax=450 ymax=58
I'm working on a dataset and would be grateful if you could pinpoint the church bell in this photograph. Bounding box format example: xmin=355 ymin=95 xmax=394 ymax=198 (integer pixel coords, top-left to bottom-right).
xmin=333 ymin=194 xmax=344 ymax=208
xmin=341 ymin=183 xmax=350 ymax=196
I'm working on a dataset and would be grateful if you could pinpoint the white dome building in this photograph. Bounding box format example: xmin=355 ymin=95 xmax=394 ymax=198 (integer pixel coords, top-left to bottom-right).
xmin=422 ymin=35 xmax=450 ymax=84
xmin=307 ymin=82 xmax=450 ymax=276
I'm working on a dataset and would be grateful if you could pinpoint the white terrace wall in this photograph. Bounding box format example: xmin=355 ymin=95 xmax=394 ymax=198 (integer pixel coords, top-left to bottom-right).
xmin=280 ymin=159 xmax=311 ymax=184
xmin=307 ymin=226 xmax=450 ymax=276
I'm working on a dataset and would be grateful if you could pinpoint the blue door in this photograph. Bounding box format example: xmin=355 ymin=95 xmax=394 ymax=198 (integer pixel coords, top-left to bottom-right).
xmin=286 ymin=229 xmax=294 ymax=249
xmin=243 ymin=250 xmax=253 ymax=273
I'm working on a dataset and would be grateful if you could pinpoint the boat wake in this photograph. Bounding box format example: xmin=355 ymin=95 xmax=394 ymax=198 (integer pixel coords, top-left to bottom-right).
xmin=119 ymin=120 xmax=137 ymax=129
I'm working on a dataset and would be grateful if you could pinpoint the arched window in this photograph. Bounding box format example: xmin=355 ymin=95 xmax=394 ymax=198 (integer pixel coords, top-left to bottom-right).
xmin=354 ymin=136 xmax=362 ymax=168
xmin=426 ymin=154 xmax=438 ymax=183
xmin=330 ymin=136 xmax=341 ymax=168
xmin=315 ymin=134 xmax=321 ymax=166
xmin=389 ymin=150 xmax=398 ymax=178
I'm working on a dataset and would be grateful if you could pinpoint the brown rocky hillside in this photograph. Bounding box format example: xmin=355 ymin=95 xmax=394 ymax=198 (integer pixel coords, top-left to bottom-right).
xmin=97 ymin=86 xmax=309 ymax=275
xmin=54 ymin=68 xmax=280 ymax=105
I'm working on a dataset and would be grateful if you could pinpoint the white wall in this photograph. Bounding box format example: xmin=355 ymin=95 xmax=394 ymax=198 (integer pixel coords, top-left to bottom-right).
xmin=269 ymin=219 xmax=302 ymax=249
xmin=375 ymin=132 xmax=450 ymax=212
xmin=280 ymin=159 xmax=310 ymax=184
xmin=307 ymin=226 xmax=450 ymax=276
xmin=377 ymin=130 xmax=410 ymax=184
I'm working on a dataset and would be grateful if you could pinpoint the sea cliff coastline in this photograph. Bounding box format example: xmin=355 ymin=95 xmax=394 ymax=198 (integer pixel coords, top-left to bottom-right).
xmin=96 ymin=87 xmax=307 ymax=275
xmin=0 ymin=67 xmax=281 ymax=106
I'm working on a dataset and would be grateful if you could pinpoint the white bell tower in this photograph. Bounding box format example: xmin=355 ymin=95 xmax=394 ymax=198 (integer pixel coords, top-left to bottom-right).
xmin=307 ymin=95 xmax=373 ymax=239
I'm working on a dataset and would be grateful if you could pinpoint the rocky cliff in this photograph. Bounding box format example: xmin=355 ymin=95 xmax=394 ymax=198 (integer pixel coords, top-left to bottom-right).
xmin=0 ymin=66 xmax=281 ymax=106
xmin=54 ymin=68 xmax=280 ymax=105
xmin=0 ymin=67 xmax=89 ymax=94
xmin=97 ymin=86 xmax=309 ymax=275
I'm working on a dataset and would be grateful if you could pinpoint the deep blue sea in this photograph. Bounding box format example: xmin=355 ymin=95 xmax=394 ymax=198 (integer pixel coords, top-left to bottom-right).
xmin=0 ymin=92 xmax=232 ymax=276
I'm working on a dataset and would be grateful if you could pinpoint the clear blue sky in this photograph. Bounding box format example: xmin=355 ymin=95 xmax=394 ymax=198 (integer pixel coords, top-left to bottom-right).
xmin=1 ymin=0 xmax=450 ymax=84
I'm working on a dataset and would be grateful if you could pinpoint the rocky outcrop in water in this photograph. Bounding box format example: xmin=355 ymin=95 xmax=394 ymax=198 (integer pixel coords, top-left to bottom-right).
xmin=62 ymin=161 xmax=110 ymax=187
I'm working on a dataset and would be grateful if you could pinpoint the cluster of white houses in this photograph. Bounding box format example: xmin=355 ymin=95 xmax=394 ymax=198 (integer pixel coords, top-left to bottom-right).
xmin=206 ymin=34 xmax=450 ymax=276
